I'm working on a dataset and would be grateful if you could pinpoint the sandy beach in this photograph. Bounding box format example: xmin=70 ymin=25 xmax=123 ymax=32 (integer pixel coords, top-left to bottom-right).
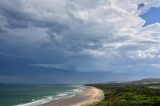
xmin=40 ymin=86 xmax=103 ymax=106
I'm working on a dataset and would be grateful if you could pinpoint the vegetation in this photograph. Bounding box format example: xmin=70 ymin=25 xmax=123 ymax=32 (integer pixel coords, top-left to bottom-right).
xmin=87 ymin=83 xmax=160 ymax=106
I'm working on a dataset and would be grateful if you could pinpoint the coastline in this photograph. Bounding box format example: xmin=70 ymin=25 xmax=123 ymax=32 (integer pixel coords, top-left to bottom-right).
xmin=71 ymin=86 xmax=104 ymax=106
xmin=40 ymin=86 xmax=104 ymax=106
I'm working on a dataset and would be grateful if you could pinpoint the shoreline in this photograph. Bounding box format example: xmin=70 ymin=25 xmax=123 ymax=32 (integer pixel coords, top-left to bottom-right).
xmin=71 ymin=86 xmax=104 ymax=106
xmin=40 ymin=86 xmax=104 ymax=106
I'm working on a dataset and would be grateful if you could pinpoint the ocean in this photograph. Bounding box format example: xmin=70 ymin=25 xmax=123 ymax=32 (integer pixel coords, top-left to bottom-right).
xmin=0 ymin=84 xmax=83 ymax=106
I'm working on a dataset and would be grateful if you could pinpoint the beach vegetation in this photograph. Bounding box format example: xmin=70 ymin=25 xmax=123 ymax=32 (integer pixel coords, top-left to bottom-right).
xmin=87 ymin=83 xmax=160 ymax=106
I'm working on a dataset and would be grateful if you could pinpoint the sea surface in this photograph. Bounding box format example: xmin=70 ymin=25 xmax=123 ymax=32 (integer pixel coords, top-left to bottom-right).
xmin=0 ymin=84 xmax=83 ymax=106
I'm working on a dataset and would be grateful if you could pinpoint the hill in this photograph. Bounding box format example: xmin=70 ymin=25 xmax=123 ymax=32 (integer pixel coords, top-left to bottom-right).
xmin=131 ymin=78 xmax=160 ymax=84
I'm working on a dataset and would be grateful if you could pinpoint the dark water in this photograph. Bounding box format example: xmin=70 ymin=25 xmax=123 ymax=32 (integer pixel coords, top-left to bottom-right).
xmin=0 ymin=84 xmax=81 ymax=106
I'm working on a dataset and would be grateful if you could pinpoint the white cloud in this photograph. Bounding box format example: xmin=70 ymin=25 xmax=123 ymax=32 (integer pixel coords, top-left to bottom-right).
xmin=0 ymin=0 xmax=160 ymax=73
xmin=128 ymin=48 xmax=159 ymax=59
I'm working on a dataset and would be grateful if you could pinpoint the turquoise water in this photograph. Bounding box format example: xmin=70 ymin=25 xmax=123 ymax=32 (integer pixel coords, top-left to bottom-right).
xmin=0 ymin=84 xmax=82 ymax=106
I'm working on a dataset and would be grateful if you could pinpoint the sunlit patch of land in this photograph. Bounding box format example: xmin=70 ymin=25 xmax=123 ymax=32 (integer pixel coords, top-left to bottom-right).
xmin=148 ymin=86 xmax=160 ymax=89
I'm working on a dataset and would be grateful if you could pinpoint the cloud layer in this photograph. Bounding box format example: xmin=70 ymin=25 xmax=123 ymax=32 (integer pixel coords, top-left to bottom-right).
xmin=0 ymin=0 xmax=160 ymax=80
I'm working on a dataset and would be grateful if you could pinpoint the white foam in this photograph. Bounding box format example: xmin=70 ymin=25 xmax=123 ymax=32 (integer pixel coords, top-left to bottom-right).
xmin=15 ymin=96 xmax=58 ymax=106
xmin=15 ymin=86 xmax=84 ymax=106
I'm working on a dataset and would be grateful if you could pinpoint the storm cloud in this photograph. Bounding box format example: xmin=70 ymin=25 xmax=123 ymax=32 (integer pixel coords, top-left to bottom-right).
xmin=0 ymin=0 xmax=160 ymax=83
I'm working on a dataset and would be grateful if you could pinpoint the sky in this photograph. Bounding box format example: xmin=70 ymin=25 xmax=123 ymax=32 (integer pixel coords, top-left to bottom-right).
xmin=0 ymin=0 xmax=160 ymax=84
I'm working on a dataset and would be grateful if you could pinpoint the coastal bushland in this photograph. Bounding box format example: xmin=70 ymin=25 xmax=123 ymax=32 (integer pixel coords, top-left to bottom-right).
xmin=87 ymin=83 xmax=160 ymax=106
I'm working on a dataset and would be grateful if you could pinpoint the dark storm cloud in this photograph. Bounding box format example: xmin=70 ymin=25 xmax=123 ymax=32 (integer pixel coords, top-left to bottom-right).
xmin=0 ymin=0 xmax=160 ymax=83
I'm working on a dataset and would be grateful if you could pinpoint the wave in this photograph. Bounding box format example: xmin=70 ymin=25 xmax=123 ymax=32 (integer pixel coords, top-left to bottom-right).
xmin=15 ymin=86 xmax=84 ymax=106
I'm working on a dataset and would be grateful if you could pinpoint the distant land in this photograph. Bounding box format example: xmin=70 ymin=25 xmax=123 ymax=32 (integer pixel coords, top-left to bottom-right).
xmin=130 ymin=78 xmax=160 ymax=84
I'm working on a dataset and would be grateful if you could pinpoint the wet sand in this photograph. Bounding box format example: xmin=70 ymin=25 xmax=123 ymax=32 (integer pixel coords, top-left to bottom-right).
xmin=40 ymin=86 xmax=103 ymax=106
